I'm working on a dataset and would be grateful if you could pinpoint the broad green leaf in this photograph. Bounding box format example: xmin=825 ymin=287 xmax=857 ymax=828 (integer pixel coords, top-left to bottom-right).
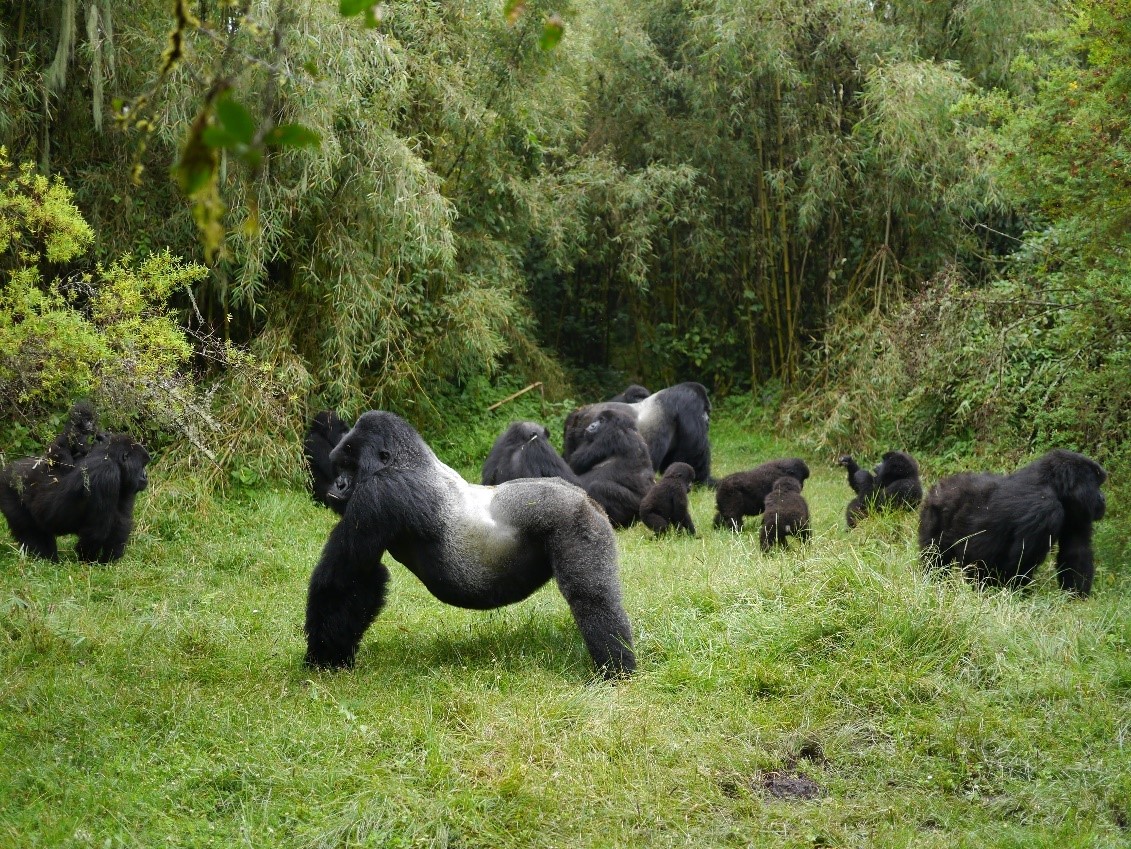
xmin=539 ymin=15 xmax=563 ymax=51
xmin=504 ymin=1 xmax=525 ymax=26
xmin=214 ymin=94 xmax=256 ymax=145
xmin=339 ymin=0 xmax=371 ymax=16
xmin=266 ymin=124 xmax=323 ymax=150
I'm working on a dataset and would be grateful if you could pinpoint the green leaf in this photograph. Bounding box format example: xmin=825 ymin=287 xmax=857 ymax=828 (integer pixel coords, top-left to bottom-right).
xmin=201 ymin=125 xmax=242 ymax=150
xmin=266 ymin=124 xmax=323 ymax=150
xmin=539 ymin=14 xmax=563 ymax=51
xmin=339 ymin=0 xmax=371 ymax=16
xmin=213 ymin=94 xmax=256 ymax=145
xmin=504 ymin=1 xmax=526 ymax=26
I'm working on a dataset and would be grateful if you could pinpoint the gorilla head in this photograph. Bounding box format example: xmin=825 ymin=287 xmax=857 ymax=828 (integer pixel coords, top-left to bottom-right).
xmin=919 ymin=449 xmax=1106 ymax=595
xmin=306 ymin=411 xmax=636 ymax=677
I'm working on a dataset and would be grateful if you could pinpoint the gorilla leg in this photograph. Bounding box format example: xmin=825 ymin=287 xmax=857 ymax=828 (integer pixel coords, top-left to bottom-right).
xmin=1054 ymin=525 xmax=1095 ymax=596
xmin=548 ymin=506 xmax=635 ymax=677
xmin=305 ymin=530 xmax=391 ymax=668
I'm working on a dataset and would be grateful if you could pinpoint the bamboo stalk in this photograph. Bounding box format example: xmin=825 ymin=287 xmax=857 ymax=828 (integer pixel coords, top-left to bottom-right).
xmin=487 ymin=382 xmax=543 ymax=412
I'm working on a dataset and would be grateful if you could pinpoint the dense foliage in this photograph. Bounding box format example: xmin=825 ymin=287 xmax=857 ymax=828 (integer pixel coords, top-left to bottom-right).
xmin=0 ymin=0 xmax=1126 ymax=475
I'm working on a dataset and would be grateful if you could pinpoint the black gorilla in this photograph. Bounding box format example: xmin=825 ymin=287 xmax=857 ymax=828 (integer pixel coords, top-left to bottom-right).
xmin=47 ymin=400 xmax=105 ymax=469
xmin=566 ymin=409 xmax=655 ymax=529
xmin=563 ymin=382 xmax=714 ymax=485
xmin=304 ymin=411 xmax=635 ymax=677
xmin=481 ymin=421 xmax=580 ymax=486
xmin=304 ymin=411 xmax=352 ymax=512
xmin=713 ymin=458 xmax=810 ymax=531
xmin=839 ymin=451 xmax=922 ymax=528
xmin=639 ymin=462 xmax=696 ymax=536
xmin=0 ymin=433 xmax=151 ymax=562
xmin=610 ymin=385 xmax=651 ymax=403
xmin=760 ymin=477 xmax=811 ymax=551
xmin=918 ymin=449 xmax=1107 ymax=595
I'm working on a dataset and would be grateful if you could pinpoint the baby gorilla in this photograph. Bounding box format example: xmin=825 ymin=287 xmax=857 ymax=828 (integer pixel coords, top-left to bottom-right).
xmin=638 ymin=462 xmax=696 ymax=536
xmin=47 ymin=400 xmax=106 ymax=469
xmin=304 ymin=411 xmax=636 ymax=677
xmin=713 ymin=458 xmax=810 ymax=531
xmin=919 ymin=449 xmax=1106 ymax=595
xmin=759 ymin=476 xmax=811 ymax=551
xmin=481 ymin=421 xmax=580 ymax=486
xmin=566 ymin=409 xmax=654 ymax=528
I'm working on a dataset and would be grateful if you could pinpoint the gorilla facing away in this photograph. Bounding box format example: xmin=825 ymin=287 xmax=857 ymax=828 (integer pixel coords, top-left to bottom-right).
xmin=760 ymin=477 xmax=811 ymax=552
xmin=566 ymin=409 xmax=655 ymax=529
xmin=0 ymin=433 xmax=151 ymax=562
xmin=481 ymin=421 xmax=580 ymax=487
xmin=304 ymin=411 xmax=353 ymax=512
xmin=639 ymin=461 xmax=696 ymax=536
xmin=713 ymin=458 xmax=810 ymax=532
xmin=839 ymin=451 xmax=922 ymax=528
xmin=564 ymin=382 xmax=714 ymax=486
xmin=918 ymin=449 xmax=1107 ymax=595
xmin=47 ymin=400 xmax=105 ymax=469
xmin=304 ymin=411 xmax=636 ymax=677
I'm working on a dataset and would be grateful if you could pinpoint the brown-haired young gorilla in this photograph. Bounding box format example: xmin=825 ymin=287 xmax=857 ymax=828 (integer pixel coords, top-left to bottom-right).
xmin=639 ymin=462 xmax=696 ymax=536
xmin=759 ymin=476 xmax=811 ymax=551
xmin=713 ymin=458 xmax=810 ymax=532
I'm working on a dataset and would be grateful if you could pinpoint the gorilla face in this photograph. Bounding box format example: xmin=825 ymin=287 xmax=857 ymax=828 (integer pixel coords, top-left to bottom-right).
xmin=329 ymin=412 xmax=428 ymax=503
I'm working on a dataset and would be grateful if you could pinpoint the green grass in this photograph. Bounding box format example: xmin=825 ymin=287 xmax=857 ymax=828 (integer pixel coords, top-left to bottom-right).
xmin=2 ymin=415 xmax=1129 ymax=848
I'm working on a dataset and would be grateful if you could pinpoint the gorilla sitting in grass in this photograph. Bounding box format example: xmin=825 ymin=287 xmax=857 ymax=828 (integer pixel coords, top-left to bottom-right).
xmin=304 ymin=411 xmax=636 ymax=677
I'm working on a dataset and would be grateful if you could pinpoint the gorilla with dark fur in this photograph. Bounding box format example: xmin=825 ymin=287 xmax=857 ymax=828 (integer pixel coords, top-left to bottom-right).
xmin=610 ymin=385 xmax=651 ymax=404
xmin=760 ymin=477 xmax=811 ymax=551
xmin=0 ymin=433 xmax=150 ymax=562
xmin=304 ymin=411 xmax=352 ymax=512
xmin=918 ymin=449 xmax=1106 ymax=595
xmin=566 ymin=409 xmax=654 ymax=529
xmin=839 ymin=451 xmax=922 ymax=528
xmin=563 ymin=382 xmax=714 ymax=486
xmin=481 ymin=421 xmax=580 ymax=486
xmin=47 ymin=401 xmax=105 ymax=469
xmin=639 ymin=462 xmax=696 ymax=536
xmin=304 ymin=411 xmax=635 ymax=677
xmin=713 ymin=458 xmax=810 ymax=531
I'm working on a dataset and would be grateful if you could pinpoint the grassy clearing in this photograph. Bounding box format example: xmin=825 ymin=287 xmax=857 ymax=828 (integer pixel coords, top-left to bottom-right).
xmin=2 ymin=413 xmax=1129 ymax=848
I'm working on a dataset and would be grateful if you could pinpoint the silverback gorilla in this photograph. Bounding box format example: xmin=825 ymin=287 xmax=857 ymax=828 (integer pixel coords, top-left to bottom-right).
xmin=481 ymin=421 xmax=580 ymax=486
xmin=304 ymin=411 xmax=636 ymax=677
xmin=304 ymin=411 xmax=353 ymax=512
xmin=918 ymin=449 xmax=1106 ymax=595
xmin=0 ymin=433 xmax=150 ymax=562
xmin=563 ymin=382 xmax=714 ymax=486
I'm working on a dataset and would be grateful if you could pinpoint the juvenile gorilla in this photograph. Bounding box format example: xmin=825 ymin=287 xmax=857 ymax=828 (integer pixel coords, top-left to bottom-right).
xmin=639 ymin=462 xmax=696 ymax=536
xmin=47 ymin=400 xmax=105 ymax=469
xmin=564 ymin=382 xmax=714 ymax=486
xmin=304 ymin=411 xmax=353 ymax=512
xmin=0 ymin=433 xmax=151 ymax=562
xmin=481 ymin=421 xmax=580 ymax=486
xmin=760 ymin=477 xmax=811 ymax=551
xmin=566 ymin=409 xmax=655 ymax=529
xmin=304 ymin=411 xmax=636 ymax=677
xmin=918 ymin=449 xmax=1106 ymax=595
xmin=839 ymin=451 xmax=922 ymax=528
xmin=713 ymin=458 xmax=810 ymax=531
